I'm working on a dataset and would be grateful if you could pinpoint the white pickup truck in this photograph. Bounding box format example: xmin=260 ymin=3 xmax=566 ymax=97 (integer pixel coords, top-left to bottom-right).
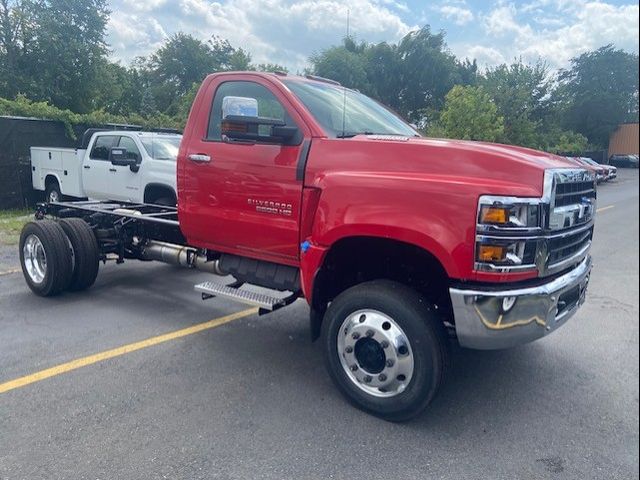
xmin=31 ymin=129 xmax=182 ymax=205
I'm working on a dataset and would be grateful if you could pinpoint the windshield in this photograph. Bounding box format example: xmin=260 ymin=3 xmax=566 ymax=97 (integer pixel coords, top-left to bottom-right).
xmin=283 ymin=80 xmax=418 ymax=138
xmin=140 ymin=136 xmax=182 ymax=160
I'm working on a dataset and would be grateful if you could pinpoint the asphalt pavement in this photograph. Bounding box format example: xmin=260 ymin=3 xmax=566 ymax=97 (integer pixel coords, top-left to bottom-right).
xmin=0 ymin=170 xmax=638 ymax=480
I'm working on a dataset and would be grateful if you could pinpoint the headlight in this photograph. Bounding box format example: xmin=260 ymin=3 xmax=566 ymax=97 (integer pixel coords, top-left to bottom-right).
xmin=475 ymin=195 xmax=543 ymax=272
xmin=477 ymin=197 xmax=542 ymax=229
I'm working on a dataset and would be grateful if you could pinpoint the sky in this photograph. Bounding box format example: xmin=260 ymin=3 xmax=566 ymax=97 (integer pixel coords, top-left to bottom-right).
xmin=106 ymin=0 xmax=640 ymax=73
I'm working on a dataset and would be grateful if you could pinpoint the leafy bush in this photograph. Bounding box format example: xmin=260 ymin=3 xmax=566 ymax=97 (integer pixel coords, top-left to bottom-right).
xmin=0 ymin=95 xmax=182 ymax=139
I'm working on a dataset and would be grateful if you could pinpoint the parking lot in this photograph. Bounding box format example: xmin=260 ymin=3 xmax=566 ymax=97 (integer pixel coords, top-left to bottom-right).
xmin=0 ymin=170 xmax=638 ymax=480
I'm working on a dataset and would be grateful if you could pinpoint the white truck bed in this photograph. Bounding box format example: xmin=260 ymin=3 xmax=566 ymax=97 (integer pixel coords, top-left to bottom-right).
xmin=31 ymin=147 xmax=87 ymax=199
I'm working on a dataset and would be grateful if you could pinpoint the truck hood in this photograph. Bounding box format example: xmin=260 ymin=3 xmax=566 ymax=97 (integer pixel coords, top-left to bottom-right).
xmin=397 ymin=136 xmax=575 ymax=170
xmin=345 ymin=135 xmax=582 ymax=196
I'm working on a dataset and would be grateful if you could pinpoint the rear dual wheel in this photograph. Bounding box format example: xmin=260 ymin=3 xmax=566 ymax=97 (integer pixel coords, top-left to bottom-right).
xmin=322 ymin=280 xmax=449 ymax=422
xmin=19 ymin=218 xmax=99 ymax=297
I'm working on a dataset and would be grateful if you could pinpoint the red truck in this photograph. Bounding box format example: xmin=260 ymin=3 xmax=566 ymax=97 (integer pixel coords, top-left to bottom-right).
xmin=19 ymin=72 xmax=595 ymax=420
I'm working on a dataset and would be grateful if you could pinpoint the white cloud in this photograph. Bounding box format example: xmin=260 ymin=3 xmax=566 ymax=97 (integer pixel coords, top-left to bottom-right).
xmin=478 ymin=1 xmax=639 ymax=67
xmin=107 ymin=0 xmax=415 ymax=72
xmin=438 ymin=5 xmax=474 ymax=26
xmin=105 ymin=0 xmax=639 ymax=73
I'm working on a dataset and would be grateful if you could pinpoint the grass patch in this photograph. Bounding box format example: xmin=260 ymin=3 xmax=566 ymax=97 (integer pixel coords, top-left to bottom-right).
xmin=0 ymin=209 xmax=33 ymax=246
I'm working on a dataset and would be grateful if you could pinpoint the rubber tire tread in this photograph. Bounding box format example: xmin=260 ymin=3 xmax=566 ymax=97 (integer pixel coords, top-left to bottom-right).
xmin=58 ymin=218 xmax=100 ymax=291
xmin=321 ymin=280 xmax=450 ymax=422
xmin=19 ymin=220 xmax=72 ymax=296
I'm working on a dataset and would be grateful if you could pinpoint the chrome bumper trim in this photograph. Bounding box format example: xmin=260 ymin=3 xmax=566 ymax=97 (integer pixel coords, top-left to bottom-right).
xmin=450 ymin=256 xmax=592 ymax=350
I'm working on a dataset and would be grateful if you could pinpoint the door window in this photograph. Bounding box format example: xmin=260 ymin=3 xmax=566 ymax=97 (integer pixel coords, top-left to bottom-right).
xmin=118 ymin=136 xmax=142 ymax=163
xmin=89 ymin=135 xmax=118 ymax=160
xmin=207 ymin=81 xmax=291 ymax=140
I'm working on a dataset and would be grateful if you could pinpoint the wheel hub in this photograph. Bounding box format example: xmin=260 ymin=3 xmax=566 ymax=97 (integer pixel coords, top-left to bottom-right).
xmin=354 ymin=338 xmax=386 ymax=374
xmin=337 ymin=309 xmax=414 ymax=398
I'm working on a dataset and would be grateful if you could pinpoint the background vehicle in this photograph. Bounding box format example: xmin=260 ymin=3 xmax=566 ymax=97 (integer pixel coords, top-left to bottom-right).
xmin=570 ymin=157 xmax=607 ymax=182
xmin=31 ymin=130 xmax=182 ymax=205
xmin=578 ymin=156 xmax=617 ymax=180
xmin=609 ymin=154 xmax=639 ymax=168
xmin=19 ymin=72 xmax=594 ymax=421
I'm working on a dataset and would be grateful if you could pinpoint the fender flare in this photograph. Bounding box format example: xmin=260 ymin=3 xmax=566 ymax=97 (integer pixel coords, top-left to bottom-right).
xmin=143 ymin=183 xmax=177 ymax=203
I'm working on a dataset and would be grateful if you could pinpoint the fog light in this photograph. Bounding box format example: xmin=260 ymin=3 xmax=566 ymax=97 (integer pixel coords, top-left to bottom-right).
xmin=501 ymin=296 xmax=517 ymax=313
xmin=478 ymin=245 xmax=506 ymax=262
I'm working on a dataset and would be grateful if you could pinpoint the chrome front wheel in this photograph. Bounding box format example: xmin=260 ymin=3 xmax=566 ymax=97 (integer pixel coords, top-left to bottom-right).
xmin=337 ymin=309 xmax=414 ymax=398
xmin=322 ymin=280 xmax=449 ymax=421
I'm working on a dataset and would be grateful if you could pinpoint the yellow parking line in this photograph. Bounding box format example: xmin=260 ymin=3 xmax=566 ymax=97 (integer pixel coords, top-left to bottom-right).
xmin=0 ymin=307 xmax=257 ymax=395
xmin=597 ymin=205 xmax=615 ymax=213
xmin=0 ymin=268 xmax=21 ymax=276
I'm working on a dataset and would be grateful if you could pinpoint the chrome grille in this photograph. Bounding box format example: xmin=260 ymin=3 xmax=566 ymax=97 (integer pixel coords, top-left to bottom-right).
xmin=544 ymin=169 xmax=596 ymax=274
xmin=554 ymin=180 xmax=597 ymax=207
xmin=548 ymin=226 xmax=593 ymax=267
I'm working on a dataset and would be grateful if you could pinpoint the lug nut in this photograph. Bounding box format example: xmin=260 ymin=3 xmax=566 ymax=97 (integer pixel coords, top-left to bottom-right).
xmin=380 ymin=340 xmax=389 ymax=349
xmin=345 ymin=346 xmax=353 ymax=353
xmin=363 ymin=375 xmax=372 ymax=383
xmin=352 ymin=332 xmax=360 ymax=340
xmin=378 ymin=374 xmax=387 ymax=382
xmin=366 ymin=329 xmax=374 ymax=337
xmin=386 ymin=359 xmax=394 ymax=367
xmin=350 ymin=364 xmax=358 ymax=372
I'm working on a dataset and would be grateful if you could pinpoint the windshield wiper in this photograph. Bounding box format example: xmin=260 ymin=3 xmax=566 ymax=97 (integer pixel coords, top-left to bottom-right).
xmin=336 ymin=131 xmax=374 ymax=138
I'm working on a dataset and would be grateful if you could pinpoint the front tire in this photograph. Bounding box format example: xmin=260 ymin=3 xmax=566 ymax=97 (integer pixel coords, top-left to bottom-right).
xmin=322 ymin=280 xmax=449 ymax=421
xmin=19 ymin=220 xmax=72 ymax=296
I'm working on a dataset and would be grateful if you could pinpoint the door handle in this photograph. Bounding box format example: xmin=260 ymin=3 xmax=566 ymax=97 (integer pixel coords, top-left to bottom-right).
xmin=109 ymin=168 xmax=117 ymax=172
xmin=188 ymin=154 xmax=211 ymax=163
xmin=83 ymin=165 xmax=90 ymax=169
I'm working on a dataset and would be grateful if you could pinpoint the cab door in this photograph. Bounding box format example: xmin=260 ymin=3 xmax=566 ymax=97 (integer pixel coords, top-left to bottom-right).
xmin=82 ymin=134 xmax=118 ymax=200
xmin=111 ymin=135 xmax=144 ymax=201
xmin=179 ymin=76 xmax=309 ymax=265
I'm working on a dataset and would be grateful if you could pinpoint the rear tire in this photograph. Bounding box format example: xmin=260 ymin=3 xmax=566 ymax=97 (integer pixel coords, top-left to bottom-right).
xmin=58 ymin=218 xmax=100 ymax=291
xmin=19 ymin=220 xmax=72 ymax=296
xmin=321 ymin=280 xmax=449 ymax=421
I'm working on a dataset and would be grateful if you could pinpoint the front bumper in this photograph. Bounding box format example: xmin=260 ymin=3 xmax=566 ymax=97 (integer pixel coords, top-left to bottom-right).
xmin=450 ymin=256 xmax=592 ymax=349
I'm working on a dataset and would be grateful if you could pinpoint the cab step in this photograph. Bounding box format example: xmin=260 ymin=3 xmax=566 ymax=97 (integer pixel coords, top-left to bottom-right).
xmin=194 ymin=281 xmax=298 ymax=315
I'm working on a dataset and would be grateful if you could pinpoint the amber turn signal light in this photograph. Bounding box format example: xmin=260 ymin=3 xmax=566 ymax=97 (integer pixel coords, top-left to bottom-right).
xmin=480 ymin=206 xmax=509 ymax=224
xmin=478 ymin=245 xmax=506 ymax=262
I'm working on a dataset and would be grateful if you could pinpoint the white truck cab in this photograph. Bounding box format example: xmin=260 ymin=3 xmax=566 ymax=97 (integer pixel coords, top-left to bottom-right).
xmin=31 ymin=130 xmax=182 ymax=205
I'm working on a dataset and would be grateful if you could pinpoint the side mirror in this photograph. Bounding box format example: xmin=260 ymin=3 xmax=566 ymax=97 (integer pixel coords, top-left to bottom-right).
xmin=109 ymin=147 xmax=133 ymax=166
xmin=109 ymin=147 xmax=140 ymax=172
xmin=221 ymin=115 xmax=300 ymax=144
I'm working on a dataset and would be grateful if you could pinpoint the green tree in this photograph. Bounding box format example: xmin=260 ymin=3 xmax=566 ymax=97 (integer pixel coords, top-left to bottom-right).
xmin=28 ymin=0 xmax=109 ymax=112
xmin=482 ymin=59 xmax=551 ymax=148
xmin=539 ymin=128 xmax=589 ymax=154
xmin=90 ymin=61 xmax=143 ymax=115
xmin=310 ymin=39 xmax=370 ymax=92
xmin=396 ymin=27 xmax=462 ymax=120
xmin=557 ymin=45 xmax=639 ymax=148
xmin=149 ymin=33 xmax=217 ymax=99
xmin=440 ymin=85 xmax=504 ymax=141
xmin=142 ymin=33 xmax=253 ymax=114
xmin=0 ymin=0 xmax=109 ymax=112
xmin=140 ymin=87 xmax=158 ymax=117
xmin=0 ymin=0 xmax=33 ymax=98
xmin=310 ymin=28 xmax=470 ymax=123
xmin=256 ymin=63 xmax=289 ymax=73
